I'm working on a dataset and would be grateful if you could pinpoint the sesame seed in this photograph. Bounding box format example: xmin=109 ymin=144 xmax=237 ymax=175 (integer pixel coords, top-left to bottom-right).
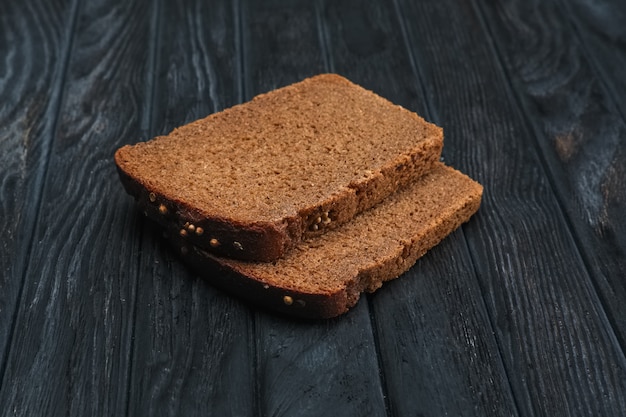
xmin=209 ymin=238 xmax=220 ymax=247
xmin=187 ymin=224 xmax=196 ymax=232
xmin=179 ymin=229 xmax=187 ymax=237
xmin=195 ymin=227 xmax=204 ymax=236
xmin=283 ymin=296 xmax=293 ymax=305
xmin=233 ymin=241 xmax=243 ymax=250
xmin=158 ymin=204 xmax=168 ymax=215
xmin=149 ymin=192 xmax=156 ymax=202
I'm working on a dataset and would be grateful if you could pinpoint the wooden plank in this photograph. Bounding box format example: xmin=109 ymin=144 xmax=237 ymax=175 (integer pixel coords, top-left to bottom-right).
xmin=372 ymin=234 xmax=519 ymax=417
xmin=565 ymin=0 xmax=626 ymax=118
xmin=476 ymin=0 xmax=626 ymax=370
xmin=241 ymin=1 xmax=387 ymax=415
xmin=0 ymin=0 xmax=74 ymax=381
xmin=125 ymin=0 xmax=256 ymax=415
xmin=0 ymin=0 xmax=154 ymax=414
xmin=395 ymin=0 xmax=626 ymax=415
xmin=127 ymin=229 xmax=257 ymax=417
xmin=321 ymin=0 xmax=519 ymax=415
xmin=494 ymin=0 xmax=626 ymax=347
xmin=255 ymin=303 xmax=387 ymax=417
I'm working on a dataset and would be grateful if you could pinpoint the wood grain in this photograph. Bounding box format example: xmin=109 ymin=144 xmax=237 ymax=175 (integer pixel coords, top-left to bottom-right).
xmin=242 ymin=1 xmax=387 ymax=415
xmin=129 ymin=228 xmax=256 ymax=417
xmin=565 ymin=0 xmax=626 ymax=118
xmin=396 ymin=0 xmax=626 ymax=415
xmin=0 ymin=0 xmax=153 ymax=414
xmin=475 ymin=0 xmax=626 ymax=362
xmin=322 ymin=0 xmax=518 ymax=415
xmin=479 ymin=0 xmax=626 ymax=349
xmin=125 ymin=0 xmax=256 ymax=415
xmin=372 ymin=233 xmax=519 ymax=417
xmin=2 ymin=1 xmax=626 ymax=416
xmin=255 ymin=303 xmax=388 ymax=417
xmin=0 ymin=0 xmax=74 ymax=382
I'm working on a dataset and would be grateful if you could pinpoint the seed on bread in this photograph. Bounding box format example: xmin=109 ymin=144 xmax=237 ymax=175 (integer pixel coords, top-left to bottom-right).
xmin=209 ymin=238 xmax=220 ymax=248
xmin=195 ymin=227 xmax=204 ymax=236
xmin=158 ymin=204 xmax=168 ymax=215
xmin=149 ymin=192 xmax=156 ymax=202
xmin=283 ymin=296 xmax=293 ymax=305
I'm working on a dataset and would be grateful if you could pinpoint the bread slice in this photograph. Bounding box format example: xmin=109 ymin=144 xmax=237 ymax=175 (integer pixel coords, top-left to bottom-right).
xmin=115 ymin=74 xmax=443 ymax=261
xmin=173 ymin=163 xmax=483 ymax=318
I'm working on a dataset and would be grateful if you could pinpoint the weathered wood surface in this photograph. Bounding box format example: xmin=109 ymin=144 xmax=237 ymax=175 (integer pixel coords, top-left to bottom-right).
xmin=0 ymin=0 xmax=74 ymax=381
xmin=393 ymin=0 xmax=626 ymax=415
xmin=1 ymin=0 xmax=151 ymax=414
xmin=479 ymin=0 xmax=626 ymax=349
xmin=1 ymin=0 xmax=625 ymax=416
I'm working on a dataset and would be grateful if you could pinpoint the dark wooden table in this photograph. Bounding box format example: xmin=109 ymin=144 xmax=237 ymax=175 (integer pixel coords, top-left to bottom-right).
xmin=2 ymin=0 xmax=625 ymax=415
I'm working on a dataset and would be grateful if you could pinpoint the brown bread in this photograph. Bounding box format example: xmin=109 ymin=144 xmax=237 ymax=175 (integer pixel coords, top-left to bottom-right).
xmin=115 ymin=74 xmax=443 ymax=261
xmin=175 ymin=163 xmax=483 ymax=318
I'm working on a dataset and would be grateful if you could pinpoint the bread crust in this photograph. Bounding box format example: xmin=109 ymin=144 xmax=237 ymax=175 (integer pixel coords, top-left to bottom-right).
xmin=116 ymin=164 xmax=291 ymax=260
xmin=172 ymin=248 xmax=349 ymax=319
xmin=116 ymin=136 xmax=442 ymax=261
xmin=115 ymin=74 xmax=443 ymax=261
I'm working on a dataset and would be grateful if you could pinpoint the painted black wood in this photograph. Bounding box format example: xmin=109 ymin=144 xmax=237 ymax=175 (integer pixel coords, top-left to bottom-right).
xmin=0 ymin=0 xmax=153 ymax=414
xmin=395 ymin=0 xmax=626 ymax=415
xmin=476 ymin=0 xmax=626 ymax=350
xmin=1 ymin=0 xmax=625 ymax=416
xmin=565 ymin=0 xmax=626 ymax=119
xmin=0 ymin=0 xmax=74 ymax=381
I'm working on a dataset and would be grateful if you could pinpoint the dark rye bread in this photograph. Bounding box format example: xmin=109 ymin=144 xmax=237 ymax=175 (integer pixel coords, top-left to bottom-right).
xmin=115 ymin=74 xmax=443 ymax=261
xmin=174 ymin=163 xmax=483 ymax=319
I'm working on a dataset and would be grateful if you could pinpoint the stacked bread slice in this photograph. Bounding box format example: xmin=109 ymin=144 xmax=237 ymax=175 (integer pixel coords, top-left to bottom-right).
xmin=115 ymin=74 xmax=482 ymax=318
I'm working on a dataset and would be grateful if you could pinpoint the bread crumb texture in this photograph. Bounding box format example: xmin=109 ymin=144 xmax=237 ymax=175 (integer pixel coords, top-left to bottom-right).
xmin=205 ymin=163 xmax=482 ymax=316
xmin=115 ymin=74 xmax=442 ymax=225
